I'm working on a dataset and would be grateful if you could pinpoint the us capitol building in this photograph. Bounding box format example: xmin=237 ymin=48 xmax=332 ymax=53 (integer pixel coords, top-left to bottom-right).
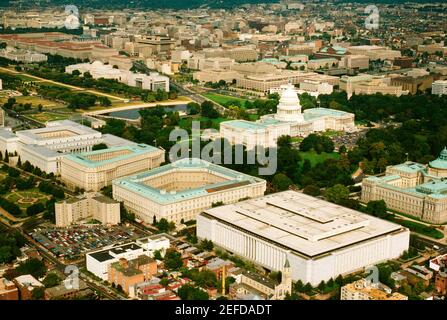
xmin=362 ymin=148 xmax=447 ymax=224
xmin=220 ymin=84 xmax=355 ymax=149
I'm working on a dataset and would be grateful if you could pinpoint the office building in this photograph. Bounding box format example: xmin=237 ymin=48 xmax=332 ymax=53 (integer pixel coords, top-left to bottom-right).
xmin=112 ymin=158 xmax=266 ymax=224
xmin=55 ymin=192 xmax=120 ymax=228
xmin=0 ymin=278 xmax=18 ymax=300
xmin=432 ymin=80 xmax=447 ymax=96
xmin=197 ymin=191 xmax=410 ymax=286
xmin=60 ymin=144 xmax=164 ymax=191
xmin=86 ymin=242 xmax=149 ymax=280
xmin=108 ymin=256 xmax=157 ymax=295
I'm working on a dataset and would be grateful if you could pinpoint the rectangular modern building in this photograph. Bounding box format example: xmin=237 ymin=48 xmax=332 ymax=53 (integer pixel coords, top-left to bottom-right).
xmin=197 ymin=191 xmax=409 ymax=286
xmin=55 ymin=192 xmax=120 ymax=227
xmin=112 ymin=158 xmax=266 ymax=224
xmin=60 ymin=144 xmax=165 ymax=191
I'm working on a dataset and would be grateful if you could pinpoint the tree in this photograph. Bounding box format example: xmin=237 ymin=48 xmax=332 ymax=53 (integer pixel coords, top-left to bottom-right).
xmin=303 ymin=185 xmax=321 ymax=196
xmin=153 ymin=250 xmax=163 ymax=261
xmin=42 ymin=273 xmax=61 ymax=288
xmin=156 ymin=218 xmax=176 ymax=233
xmin=178 ymin=284 xmax=209 ymax=300
xmin=199 ymin=239 xmax=214 ymax=251
xmin=272 ymin=173 xmax=293 ymax=191
xmin=317 ymin=280 xmax=326 ymax=292
xmin=303 ymin=282 xmax=313 ymax=294
xmin=99 ymin=97 xmax=112 ymax=107
xmin=159 ymin=278 xmax=170 ymax=287
xmin=26 ymin=203 xmax=45 ymax=216
xmin=365 ymin=200 xmax=389 ymax=219
xmin=16 ymin=258 xmax=47 ymax=279
xmin=201 ymin=101 xmax=219 ymax=119
xmin=163 ymin=249 xmax=183 ymax=270
xmin=31 ymin=286 xmax=45 ymax=300
xmin=324 ymin=184 xmax=350 ymax=204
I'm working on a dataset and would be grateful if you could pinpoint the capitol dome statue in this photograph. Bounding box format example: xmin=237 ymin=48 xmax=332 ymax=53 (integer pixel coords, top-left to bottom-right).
xmin=274 ymin=83 xmax=304 ymax=123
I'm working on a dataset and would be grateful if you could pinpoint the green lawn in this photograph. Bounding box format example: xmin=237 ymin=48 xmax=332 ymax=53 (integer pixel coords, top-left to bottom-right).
xmin=299 ymin=150 xmax=341 ymax=166
xmin=15 ymin=74 xmax=40 ymax=81
xmin=394 ymin=218 xmax=444 ymax=239
xmin=4 ymin=188 xmax=51 ymax=210
xmin=26 ymin=112 xmax=71 ymax=124
xmin=0 ymin=95 xmax=66 ymax=109
xmin=321 ymin=130 xmax=343 ymax=137
xmin=203 ymin=93 xmax=248 ymax=107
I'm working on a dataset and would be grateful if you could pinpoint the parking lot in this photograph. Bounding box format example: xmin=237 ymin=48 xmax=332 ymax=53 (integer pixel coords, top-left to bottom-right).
xmin=30 ymin=225 xmax=147 ymax=260
xmin=332 ymin=130 xmax=367 ymax=150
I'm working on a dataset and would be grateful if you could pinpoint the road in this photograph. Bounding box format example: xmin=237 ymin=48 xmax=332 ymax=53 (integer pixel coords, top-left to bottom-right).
xmin=83 ymin=99 xmax=192 ymax=116
xmin=0 ymin=66 xmax=127 ymax=102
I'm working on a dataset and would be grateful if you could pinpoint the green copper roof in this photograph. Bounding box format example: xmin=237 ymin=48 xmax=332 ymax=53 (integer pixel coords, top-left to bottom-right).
xmin=222 ymin=120 xmax=268 ymax=131
xmin=112 ymin=158 xmax=265 ymax=204
xmin=65 ymin=144 xmax=160 ymax=168
xmin=416 ymin=180 xmax=447 ymax=195
xmin=429 ymin=147 xmax=447 ymax=170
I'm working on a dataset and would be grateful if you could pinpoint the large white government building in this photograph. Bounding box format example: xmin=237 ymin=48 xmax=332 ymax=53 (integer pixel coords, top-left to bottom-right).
xmin=197 ymin=191 xmax=409 ymax=286
xmin=61 ymin=144 xmax=165 ymax=191
xmin=112 ymin=158 xmax=266 ymax=224
xmin=361 ymin=148 xmax=447 ymax=224
xmin=220 ymin=84 xmax=355 ymax=149
xmin=0 ymin=120 xmax=139 ymax=174
xmin=66 ymin=61 xmax=170 ymax=92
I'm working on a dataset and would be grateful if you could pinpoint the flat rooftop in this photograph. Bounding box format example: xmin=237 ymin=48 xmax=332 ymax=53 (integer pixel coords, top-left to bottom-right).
xmin=16 ymin=120 xmax=99 ymax=141
xmin=201 ymin=191 xmax=406 ymax=258
xmin=88 ymin=242 xmax=143 ymax=263
xmin=64 ymin=144 xmax=161 ymax=168
xmin=113 ymin=158 xmax=265 ymax=204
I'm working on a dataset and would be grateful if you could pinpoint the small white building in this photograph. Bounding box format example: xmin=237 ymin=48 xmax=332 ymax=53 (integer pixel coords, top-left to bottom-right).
xmin=432 ymin=80 xmax=447 ymax=96
xmin=135 ymin=235 xmax=170 ymax=257
xmin=86 ymin=243 xmax=149 ymax=280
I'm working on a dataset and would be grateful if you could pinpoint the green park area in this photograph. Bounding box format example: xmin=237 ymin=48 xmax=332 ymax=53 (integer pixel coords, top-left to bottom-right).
xmin=4 ymin=188 xmax=51 ymax=211
xmin=26 ymin=111 xmax=72 ymax=123
xmin=203 ymin=93 xmax=248 ymax=107
xmin=299 ymin=150 xmax=341 ymax=166
xmin=0 ymin=95 xmax=66 ymax=109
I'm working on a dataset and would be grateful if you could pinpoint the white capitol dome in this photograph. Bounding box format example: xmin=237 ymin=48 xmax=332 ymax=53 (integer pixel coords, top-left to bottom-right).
xmin=275 ymin=83 xmax=304 ymax=122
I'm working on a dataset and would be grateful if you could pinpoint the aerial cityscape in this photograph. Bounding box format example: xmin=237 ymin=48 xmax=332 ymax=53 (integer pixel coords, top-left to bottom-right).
xmin=0 ymin=0 xmax=447 ymax=306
